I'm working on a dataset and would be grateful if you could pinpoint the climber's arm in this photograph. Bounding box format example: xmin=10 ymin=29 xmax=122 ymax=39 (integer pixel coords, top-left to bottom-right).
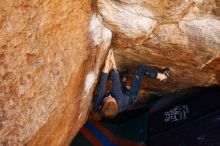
xmin=109 ymin=50 xmax=126 ymax=111
xmin=93 ymin=72 xmax=108 ymax=110
xmin=111 ymin=68 xmax=124 ymax=100
xmin=93 ymin=50 xmax=112 ymax=111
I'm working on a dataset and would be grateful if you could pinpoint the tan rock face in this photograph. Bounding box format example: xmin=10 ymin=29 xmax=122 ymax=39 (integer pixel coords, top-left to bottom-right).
xmin=98 ymin=0 xmax=220 ymax=92
xmin=0 ymin=0 xmax=220 ymax=145
xmin=0 ymin=0 xmax=111 ymax=145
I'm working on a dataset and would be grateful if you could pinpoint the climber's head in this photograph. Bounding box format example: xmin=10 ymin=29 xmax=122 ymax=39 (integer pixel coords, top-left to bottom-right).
xmin=101 ymin=95 xmax=119 ymax=119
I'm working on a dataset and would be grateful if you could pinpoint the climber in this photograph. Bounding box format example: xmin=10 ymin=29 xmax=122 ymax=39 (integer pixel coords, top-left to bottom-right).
xmin=90 ymin=49 xmax=170 ymax=120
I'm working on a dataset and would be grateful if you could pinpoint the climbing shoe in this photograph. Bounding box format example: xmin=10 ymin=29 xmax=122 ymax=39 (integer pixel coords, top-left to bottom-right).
xmin=160 ymin=67 xmax=170 ymax=82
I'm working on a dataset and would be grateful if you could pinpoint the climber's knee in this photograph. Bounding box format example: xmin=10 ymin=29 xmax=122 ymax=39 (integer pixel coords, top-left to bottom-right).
xmin=136 ymin=65 xmax=147 ymax=76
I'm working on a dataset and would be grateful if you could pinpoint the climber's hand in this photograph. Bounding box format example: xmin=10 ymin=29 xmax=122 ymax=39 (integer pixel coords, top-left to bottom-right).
xmin=103 ymin=50 xmax=112 ymax=73
xmin=109 ymin=49 xmax=117 ymax=69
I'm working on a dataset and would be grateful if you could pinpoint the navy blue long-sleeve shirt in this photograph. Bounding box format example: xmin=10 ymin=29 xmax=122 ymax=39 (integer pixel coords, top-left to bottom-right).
xmin=93 ymin=69 xmax=129 ymax=112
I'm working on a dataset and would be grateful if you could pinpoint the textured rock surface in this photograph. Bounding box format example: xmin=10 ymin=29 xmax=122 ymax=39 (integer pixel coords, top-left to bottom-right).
xmin=98 ymin=0 xmax=220 ymax=92
xmin=1 ymin=0 xmax=220 ymax=145
xmin=0 ymin=0 xmax=111 ymax=145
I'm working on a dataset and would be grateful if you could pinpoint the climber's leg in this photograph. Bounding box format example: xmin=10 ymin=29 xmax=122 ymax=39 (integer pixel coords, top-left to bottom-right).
xmin=129 ymin=65 xmax=157 ymax=95
xmin=127 ymin=65 xmax=158 ymax=104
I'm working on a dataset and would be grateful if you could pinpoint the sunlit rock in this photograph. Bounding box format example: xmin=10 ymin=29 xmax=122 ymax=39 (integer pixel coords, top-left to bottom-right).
xmin=0 ymin=0 xmax=110 ymax=145
xmin=106 ymin=0 xmax=220 ymax=92
xmin=97 ymin=0 xmax=157 ymax=38
xmin=0 ymin=0 xmax=220 ymax=145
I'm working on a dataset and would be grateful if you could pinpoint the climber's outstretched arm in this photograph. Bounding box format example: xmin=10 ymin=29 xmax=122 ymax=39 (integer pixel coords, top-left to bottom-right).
xmin=93 ymin=51 xmax=112 ymax=111
xmin=109 ymin=51 xmax=124 ymax=105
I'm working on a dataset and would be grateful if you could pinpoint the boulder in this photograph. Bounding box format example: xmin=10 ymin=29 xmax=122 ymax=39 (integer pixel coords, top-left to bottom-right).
xmin=0 ymin=0 xmax=220 ymax=145
xmin=100 ymin=0 xmax=220 ymax=92
xmin=0 ymin=0 xmax=111 ymax=145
